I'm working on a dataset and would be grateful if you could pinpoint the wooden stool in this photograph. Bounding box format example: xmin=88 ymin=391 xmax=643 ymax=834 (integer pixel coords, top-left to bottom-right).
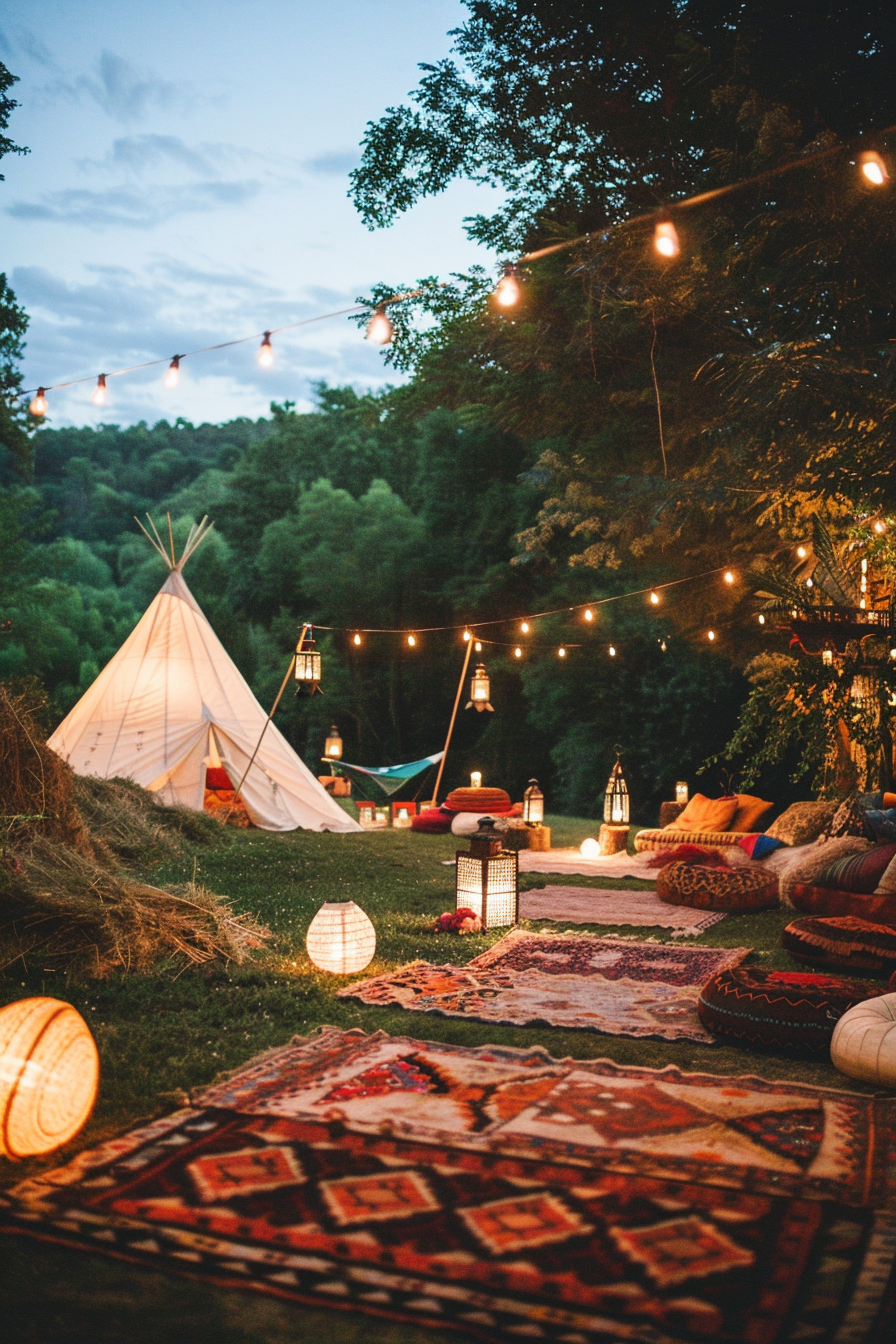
xmin=659 ymin=801 xmax=687 ymax=828
xmin=598 ymin=823 xmax=629 ymax=855
xmin=527 ymin=826 xmax=552 ymax=852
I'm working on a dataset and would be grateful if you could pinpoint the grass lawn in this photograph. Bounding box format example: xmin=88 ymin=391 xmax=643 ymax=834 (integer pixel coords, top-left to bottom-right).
xmin=0 ymin=814 xmax=885 ymax=1342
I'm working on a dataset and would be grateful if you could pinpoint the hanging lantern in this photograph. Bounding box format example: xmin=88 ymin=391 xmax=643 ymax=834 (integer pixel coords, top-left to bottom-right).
xmin=294 ymin=630 xmax=322 ymax=695
xmin=455 ymin=817 xmax=519 ymax=929
xmin=604 ymin=752 xmax=630 ymax=825
xmin=466 ymin=663 xmax=494 ymax=712
xmin=305 ymin=901 xmax=376 ymax=974
xmin=523 ymin=778 xmax=544 ymax=826
xmin=0 ymin=998 xmax=99 ymax=1159
xmin=324 ymin=724 xmax=343 ymax=760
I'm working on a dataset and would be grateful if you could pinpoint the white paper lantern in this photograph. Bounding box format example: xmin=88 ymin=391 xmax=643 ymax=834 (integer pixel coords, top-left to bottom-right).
xmin=831 ymin=992 xmax=896 ymax=1086
xmin=0 ymin=997 xmax=99 ymax=1158
xmin=305 ymin=901 xmax=376 ymax=974
xmin=580 ymin=838 xmax=600 ymax=859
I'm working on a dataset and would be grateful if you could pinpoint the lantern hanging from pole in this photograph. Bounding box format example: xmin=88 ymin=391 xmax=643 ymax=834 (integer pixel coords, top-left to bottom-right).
xmin=523 ymin=778 xmax=544 ymax=826
xmin=604 ymin=751 xmax=630 ymax=825
xmin=466 ymin=662 xmax=494 ymax=712
xmin=324 ymin=724 xmax=343 ymax=760
xmin=0 ymin=998 xmax=99 ymax=1159
xmin=305 ymin=901 xmax=376 ymax=974
xmin=294 ymin=628 xmax=321 ymax=695
xmin=455 ymin=817 xmax=519 ymax=930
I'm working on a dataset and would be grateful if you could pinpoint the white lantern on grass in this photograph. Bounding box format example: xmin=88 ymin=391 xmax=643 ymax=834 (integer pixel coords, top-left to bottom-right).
xmin=455 ymin=818 xmax=519 ymax=929
xmin=305 ymin=901 xmax=376 ymax=974
xmin=0 ymin=998 xmax=99 ymax=1158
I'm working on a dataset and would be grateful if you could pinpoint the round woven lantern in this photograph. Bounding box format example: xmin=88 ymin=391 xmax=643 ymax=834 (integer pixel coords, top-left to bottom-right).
xmin=306 ymin=901 xmax=376 ymax=974
xmin=831 ymin=993 xmax=896 ymax=1086
xmin=0 ymin=997 xmax=99 ymax=1159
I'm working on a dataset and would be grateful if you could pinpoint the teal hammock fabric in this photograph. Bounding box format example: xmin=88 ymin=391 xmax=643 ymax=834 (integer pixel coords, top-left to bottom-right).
xmin=332 ymin=752 xmax=443 ymax=797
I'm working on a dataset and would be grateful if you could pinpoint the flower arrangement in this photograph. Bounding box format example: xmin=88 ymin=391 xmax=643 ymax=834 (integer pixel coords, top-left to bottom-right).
xmin=434 ymin=907 xmax=482 ymax=934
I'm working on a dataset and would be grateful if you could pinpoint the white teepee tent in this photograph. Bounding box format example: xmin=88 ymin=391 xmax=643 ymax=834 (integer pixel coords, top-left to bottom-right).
xmin=48 ymin=517 xmax=361 ymax=833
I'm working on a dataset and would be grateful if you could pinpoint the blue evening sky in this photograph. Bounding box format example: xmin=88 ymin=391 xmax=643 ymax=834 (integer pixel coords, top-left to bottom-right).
xmin=1 ymin=1 xmax=500 ymax=426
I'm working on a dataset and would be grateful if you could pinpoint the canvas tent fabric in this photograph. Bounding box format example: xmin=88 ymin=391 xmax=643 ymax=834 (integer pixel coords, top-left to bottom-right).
xmin=48 ymin=569 xmax=361 ymax=834
xmin=334 ymin=753 xmax=443 ymax=797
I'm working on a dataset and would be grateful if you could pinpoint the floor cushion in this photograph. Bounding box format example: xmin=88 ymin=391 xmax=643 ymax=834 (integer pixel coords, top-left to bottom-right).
xmin=782 ymin=916 xmax=896 ymax=974
xmin=765 ymin=801 xmax=838 ymax=847
xmin=673 ymin=793 xmax=739 ymax=831
xmin=778 ymin=837 xmax=872 ymax=905
xmin=789 ymin=883 xmax=896 ymax=927
xmin=697 ymin=966 xmax=883 ymax=1053
xmin=657 ymin=862 xmax=779 ymax=911
xmin=813 ymin=844 xmax=896 ymax=893
xmin=411 ymin=806 xmax=456 ymax=834
xmin=634 ymin=828 xmax=754 ymax=853
xmin=444 ymin=787 xmax=512 ymax=814
xmin=831 ymin=993 xmax=896 ymax=1085
xmin=729 ymin=793 xmax=774 ymax=832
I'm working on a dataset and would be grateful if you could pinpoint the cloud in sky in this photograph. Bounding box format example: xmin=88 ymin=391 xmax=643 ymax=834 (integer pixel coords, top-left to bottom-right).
xmin=304 ymin=149 xmax=361 ymax=177
xmin=8 ymin=180 xmax=262 ymax=228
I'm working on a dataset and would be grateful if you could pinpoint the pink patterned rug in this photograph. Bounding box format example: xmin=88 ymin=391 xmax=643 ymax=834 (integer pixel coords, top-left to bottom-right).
xmin=339 ymin=930 xmax=750 ymax=1042
xmin=520 ymin=885 xmax=726 ymax=936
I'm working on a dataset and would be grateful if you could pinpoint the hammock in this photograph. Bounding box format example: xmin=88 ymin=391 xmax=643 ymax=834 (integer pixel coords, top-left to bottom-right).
xmin=330 ymin=752 xmax=443 ymax=797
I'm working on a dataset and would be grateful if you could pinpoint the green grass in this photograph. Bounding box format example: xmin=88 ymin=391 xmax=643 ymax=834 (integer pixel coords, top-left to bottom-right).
xmin=0 ymin=815 xmax=886 ymax=1341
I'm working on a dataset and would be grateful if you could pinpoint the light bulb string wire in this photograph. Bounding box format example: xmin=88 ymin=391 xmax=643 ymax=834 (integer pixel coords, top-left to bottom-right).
xmin=312 ymin=565 xmax=733 ymax=637
xmin=19 ymin=286 xmax=434 ymax=399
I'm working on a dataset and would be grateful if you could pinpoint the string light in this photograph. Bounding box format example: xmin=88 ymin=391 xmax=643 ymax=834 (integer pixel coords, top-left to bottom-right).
xmin=707 ymin=629 xmax=716 ymax=641
xmin=608 ymin=645 xmax=616 ymax=657
xmin=723 ymin=570 xmax=735 ymax=585
xmin=407 ymin=634 xmax=416 ymax=647
xmin=649 ymin=590 xmax=660 ymax=605
xmin=520 ymin=620 xmax=530 ymax=634
xmin=859 ymin=150 xmax=889 ymax=186
xmin=584 ymin=608 xmax=593 ymax=622
xmin=352 ymin=633 xmax=362 ymax=646
xmin=806 ymin=576 xmax=814 ymax=588
xmin=366 ymin=307 xmax=393 ymax=345
xmin=758 ymin=614 xmax=766 ymax=625
xmin=91 ymin=374 xmax=107 ymax=407
xmin=874 ymin=520 xmax=887 ymax=534
xmin=558 ymin=647 xmax=566 ymax=658
xmin=29 ymin=387 xmax=48 ymax=416
xmin=660 ymin=639 xmax=667 ymax=651
xmin=796 ymin=545 xmax=807 ymax=559
xmin=474 ymin=641 xmax=482 ymax=652
xmin=494 ymin=262 xmax=521 ymax=307
xmin=463 ymin=629 xmax=472 ymax=641
xmin=653 ymin=219 xmax=680 ymax=259
xmin=164 ymin=356 xmax=181 ymax=389
xmin=514 ymin=646 xmax=522 ymax=658
xmin=258 ymin=332 xmax=273 ymax=367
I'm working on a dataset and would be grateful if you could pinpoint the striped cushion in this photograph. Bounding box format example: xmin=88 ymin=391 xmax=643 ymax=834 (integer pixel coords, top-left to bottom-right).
xmin=814 ymin=845 xmax=896 ymax=893
xmin=783 ymin=917 xmax=896 ymax=973
xmin=697 ymin=966 xmax=883 ymax=1053
xmin=634 ymin=828 xmax=752 ymax=852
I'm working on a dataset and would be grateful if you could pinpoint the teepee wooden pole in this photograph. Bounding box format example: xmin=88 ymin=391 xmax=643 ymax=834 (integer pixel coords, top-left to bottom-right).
xmin=221 ymin=626 xmax=307 ymax=824
xmin=431 ymin=636 xmax=473 ymax=806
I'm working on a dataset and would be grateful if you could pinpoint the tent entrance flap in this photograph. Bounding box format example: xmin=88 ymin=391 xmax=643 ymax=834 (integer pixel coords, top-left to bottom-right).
xmin=334 ymin=752 xmax=443 ymax=797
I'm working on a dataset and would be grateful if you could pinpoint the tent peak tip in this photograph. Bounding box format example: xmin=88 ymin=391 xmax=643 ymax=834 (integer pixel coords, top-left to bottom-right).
xmin=134 ymin=511 xmax=214 ymax=571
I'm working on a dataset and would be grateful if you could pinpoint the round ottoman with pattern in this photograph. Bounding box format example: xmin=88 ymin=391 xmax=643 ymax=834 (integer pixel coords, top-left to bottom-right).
xmin=698 ymin=966 xmax=883 ymax=1053
xmin=782 ymin=916 xmax=896 ymax=975
xmin=656 ymin=862 xmax=779 ymax=912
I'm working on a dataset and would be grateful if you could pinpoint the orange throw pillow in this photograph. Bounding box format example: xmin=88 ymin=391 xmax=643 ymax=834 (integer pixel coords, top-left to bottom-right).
xmin=671 ymin=793 xmax=739 ymax=832
xmin=730 ymin=793 xmax=774 ymax=833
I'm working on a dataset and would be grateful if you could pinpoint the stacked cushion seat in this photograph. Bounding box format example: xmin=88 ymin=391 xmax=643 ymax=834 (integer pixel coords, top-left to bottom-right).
xmin=444 ymin=787 xmax=512 ymax=814
xmin=634 ymin=828 xmax=754 ymax=853
xmin=813 ymin=844 xmax=896 ymax=893
xmin=789 ymin=884 xmax=896 ymax=927
xmin=783 ymin=916 xmax=896 ymax=974
xmin=697 ymin=966 xmax=883 ymax=1053
xmin=831 ymin=993 xmax=896 ymax=1085
xmin=656 ymin=862 xmax=779 ymax=912
xmin=411 ymin=806 xmax=456 ymax=834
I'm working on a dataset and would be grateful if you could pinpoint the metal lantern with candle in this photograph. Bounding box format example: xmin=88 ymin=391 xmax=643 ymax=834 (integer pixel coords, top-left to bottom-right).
xmin=455 ymin=817 xmax=519 ymax=929
xmin=523 ymin=778 xmax=544 ymax=826
xmin=324 ymin=724 xmax=343 ymax=760
xmin=604 ymin=751 xmax=630 ymax=825
xmin=465 ymin=663 xmax=494 ymax=712
xmin=294 ymin=630 xmax=322 ymax=695
xmin=675 ymin=781 xmax=689 ymax=806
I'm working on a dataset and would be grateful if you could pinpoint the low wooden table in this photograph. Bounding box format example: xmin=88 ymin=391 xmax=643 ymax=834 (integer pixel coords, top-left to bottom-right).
xmin=598 ymin=823 xmax=629 ymax=855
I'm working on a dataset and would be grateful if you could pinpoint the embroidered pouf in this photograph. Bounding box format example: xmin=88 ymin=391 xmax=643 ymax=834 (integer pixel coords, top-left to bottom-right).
xmin=697 ymin=966 xmax=883 ymax=1053
xmin=788 ymin=883 xmax=896 ymax=927
xmin=831 ymin=993 xmax=896 ymax=1086
xmin=656 ymin=862 xmax=779 ymax=912
xmin=782 ymin=916 xmax=896 ymax=974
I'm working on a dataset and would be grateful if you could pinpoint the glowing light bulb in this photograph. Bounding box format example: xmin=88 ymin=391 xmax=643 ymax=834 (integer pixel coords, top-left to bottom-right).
xmin=407 ymin=634 xmax=416 ymax=647
xmin=653 ymin=219 xmax=680 ymax=259
xmin=584 ymin=608 xmax=593 ymax=622
xmin=352 ymin=633 xmax=362 ymax=646
xmin=874 ymin=520 xmax=887 ymax=534
xmin=164 ymin=356 xmax=180 ymax=389
xmin=660 ymin=639 xmax=667 ymax=651
xmin=495 ymin=262 xmax=520 ymax=307
xmin=366 ymin=307 xmax=393 ymax=345
xmin=520 ymin=620 xmax=530 ymax=634
xmin=806 ymin=577 xmax=814 ymax=588
xmin=861 ymin=558 xmax=868 ymax=573
xmin=558 ymin=647 xmax=566 ymax=658
xmin=608 ymin=645 xmax=616 ymax=657
xmin=514 ymin=646 xmax=522 ymax=658
xmin=860 ymin=597 xmax=867 ymax=609
xmin=758 ymin=613 xmax=766 ymax=625
xmin=707 ymin=629 xmax=716 ymax=641
xmin=463 ymin=629 xmax=471 ymax=642
xmin=649 ymin=590 xmax=659 ymax=605
xmin=258 ymin=332 xmax=273 ymax=366
xmin=859 ymin=151 xmax=888 ymax=186
xmin=474 ymin=641 xmax=482 ymax=652
xmin=796 ymin=545 xmax=807 ymax=559
xmin=723 ymin=570 xmax=735 ymax=585
xmin=29 ymin=387 xmax=48 ymax=417
xmin=92 ymin=374 xmax=107 ymax=407
xmin=580 ymin=838 xmax=600 ymax=859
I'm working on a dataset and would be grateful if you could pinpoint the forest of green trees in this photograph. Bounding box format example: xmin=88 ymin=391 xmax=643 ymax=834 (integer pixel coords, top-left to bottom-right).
xmin=4 ymin=2 xmax=896 ymax=817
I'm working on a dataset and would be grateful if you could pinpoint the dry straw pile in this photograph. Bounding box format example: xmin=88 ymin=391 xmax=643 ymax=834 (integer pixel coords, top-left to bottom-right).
xmin=0 ymin=685 xmax=268 ymax=977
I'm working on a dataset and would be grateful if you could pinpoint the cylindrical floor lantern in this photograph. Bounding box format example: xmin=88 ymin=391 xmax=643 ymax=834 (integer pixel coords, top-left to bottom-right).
xmin=306 ymin=901 xmax=376 ymax=974
xmin=0 ymin=997 xmax=99 ymax=1159
xmin=455 ymin=817 xmax=519 ymax=929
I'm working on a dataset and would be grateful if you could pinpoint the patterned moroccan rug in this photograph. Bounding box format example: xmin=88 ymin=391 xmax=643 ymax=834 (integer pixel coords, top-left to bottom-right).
xmin=3 ymin=1028 xmax=895 ymax=1344
xmin=339 ymin=930 xmax=751 ymax=1042
xmin=519 ymin=885 xmax=726 ymax=936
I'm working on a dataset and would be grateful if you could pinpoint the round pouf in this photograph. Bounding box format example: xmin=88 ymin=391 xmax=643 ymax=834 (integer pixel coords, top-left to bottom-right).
xmin=0 ymin=997 xmax=99 ymax=1159
xmin=783 ymin=916 xmax=896 ymax=974
xmin=697 ymin=967 xmax=882 ymax=1054
xmin=656 ymin=862 xmax=779 ymax=912
xmin=444 ymin=787 xmax=512 ymax=814
xmin=831 ymin=994 xmax=896 ymax=1085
